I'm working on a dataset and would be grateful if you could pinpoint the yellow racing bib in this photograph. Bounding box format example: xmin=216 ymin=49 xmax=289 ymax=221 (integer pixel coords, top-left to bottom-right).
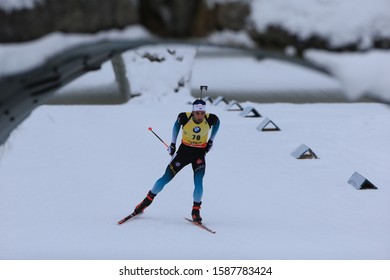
xmin=181 ymin=112 xmax=210 ymax=148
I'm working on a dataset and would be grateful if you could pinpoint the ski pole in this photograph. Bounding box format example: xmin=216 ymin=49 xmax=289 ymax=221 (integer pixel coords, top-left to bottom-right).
xmin=148 ymin=127 xmax=169 ymax=148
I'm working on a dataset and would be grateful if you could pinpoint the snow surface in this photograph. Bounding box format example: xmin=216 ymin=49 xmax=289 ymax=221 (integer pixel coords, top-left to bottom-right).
xmin=0 ymin=0 xmax=390 ymax=264
xmin=191 ymin=47 xmax=342 ymax=101
xmin=1 ymin=48 xmax=390 ymax=259
xmin=305 ymin=49 xmax=390 ymax=101
xmin=55 ymin=44 xmax=390 ymax=103
xmin=0 ymin=25 xmax=154 ymax=77
xmin=250 ymin=0 xmax=390 ymax=49
xmin=0 ymin=0 xmax=43 ymax=12
xmin=1 ymin=0 xmax=390 ymax=101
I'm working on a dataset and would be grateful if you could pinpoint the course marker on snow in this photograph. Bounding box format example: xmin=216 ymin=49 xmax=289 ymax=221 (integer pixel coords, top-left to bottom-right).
xmin=348 ymin=172 xmax=378 ymax=190
xmin=213 ymin=96 xmax=229 ymax=106
xmin=203 ymin=96 xmax=214 ymax=104
xmin=239 ymin=106 xmax=261 ymax=118
xmin=256 ymin=117 xmax=280 ymax=131
xmin=291 ymin=144 xmax=319 ymax=159
xmin=225 ymin=100 xmax=243 ymax=111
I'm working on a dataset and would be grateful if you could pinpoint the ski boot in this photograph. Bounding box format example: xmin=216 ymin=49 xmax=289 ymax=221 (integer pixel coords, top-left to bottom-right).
xmin=134 ymin=191 xmax=156 ymax=214
xmin=191 ymin=201 xmax=202 ymax=224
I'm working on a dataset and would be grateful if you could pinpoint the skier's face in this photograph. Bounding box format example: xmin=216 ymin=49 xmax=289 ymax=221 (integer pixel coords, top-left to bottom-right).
xmin=193 ymin=111 xmax=206 ymax=123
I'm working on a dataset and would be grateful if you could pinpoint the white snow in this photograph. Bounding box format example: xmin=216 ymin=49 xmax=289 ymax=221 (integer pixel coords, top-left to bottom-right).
xmin=305 ymin=49 xmax=390 ymax=101
xmin=1 ymin=44 xmax=390 ymax=261
xmin=1 ymin=1 xmax=389 ymax=101
xmin=0 ymin=1 xmax=390 ymax=279
xmin=0 ymin=25 xmax=154 ymax=77
xmin=0 ymin=0 xmax=43 ymax=12
xmin=1 ymin=85 xmax=390 ymax=261
xmin=250 ymin=0 xmax=390 ymax=49
xmin=191 ymin=48 xmax=342 ymax=101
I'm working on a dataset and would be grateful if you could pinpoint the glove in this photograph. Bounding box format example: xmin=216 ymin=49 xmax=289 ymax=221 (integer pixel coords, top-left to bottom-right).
xmin=205 ymin=140 xmax=213 ymax=153
xmin=168 ymin=143 xmax=176 ymax=156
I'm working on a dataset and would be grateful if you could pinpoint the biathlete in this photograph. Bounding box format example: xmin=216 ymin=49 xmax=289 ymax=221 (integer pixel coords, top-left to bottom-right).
xmin=133 ymin=99 xmax=220 ymax=223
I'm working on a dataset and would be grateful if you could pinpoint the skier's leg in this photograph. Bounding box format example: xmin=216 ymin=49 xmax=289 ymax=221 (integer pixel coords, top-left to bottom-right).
xmin=134 ymin=145 xmax=190 ymax=214
xmin=192 ymin=201 xmax=202 ymax=223
xmin=192 ymin=157 xmax=205 ymax=223
xmin=193 ymin=166 xmax=205 ymax=202
xmin=134 ymin=190 xmax=156 ymax=214
xmin=150 ymin=147 xmax=189 ymax=194
xmin=151 ymin=165 xmax=176 ymax=194
xmin=134 ymin=165 xmax=175 ymax=214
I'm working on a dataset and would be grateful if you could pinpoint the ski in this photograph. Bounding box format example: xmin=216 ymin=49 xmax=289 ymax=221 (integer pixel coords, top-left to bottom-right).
xmin=184 ymin=217 xmax=216 ymax=234
xmin=118 ymin=212 xmax=140 ymax=225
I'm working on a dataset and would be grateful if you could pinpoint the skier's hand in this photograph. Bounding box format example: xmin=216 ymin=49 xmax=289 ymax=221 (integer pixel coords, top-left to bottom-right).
xmin=168 ymin=143 xmax=176 ymax=156
xmin=205 ymin=140 xmax=213 ymax=153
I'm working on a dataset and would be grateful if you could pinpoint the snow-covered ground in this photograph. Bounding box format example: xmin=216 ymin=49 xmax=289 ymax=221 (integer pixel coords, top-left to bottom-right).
xmin=1 ymin=0 xmax=390 ymax=102
xmin=1 ymin=1 xmax=390 ymax=279
xmin=1 ymin=83 xmax=390 ymax=280
xmin=250 ymin=0 xmax=390 ymax=49
xmin=1 ymin=91 xmax=390 ymax=260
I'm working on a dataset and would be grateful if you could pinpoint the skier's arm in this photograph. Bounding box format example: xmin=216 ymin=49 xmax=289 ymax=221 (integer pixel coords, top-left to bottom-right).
xmin=171 ymin=118 xmax=181 ymax=144
xmin=209 ymin=116 xmax=220 ymax=142
xmin=167 ymin=117 xmax=181 ymax=156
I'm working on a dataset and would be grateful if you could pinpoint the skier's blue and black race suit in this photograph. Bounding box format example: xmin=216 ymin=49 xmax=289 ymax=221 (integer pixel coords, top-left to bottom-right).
xmin=151 ymin=112 xmax=220 ymax=202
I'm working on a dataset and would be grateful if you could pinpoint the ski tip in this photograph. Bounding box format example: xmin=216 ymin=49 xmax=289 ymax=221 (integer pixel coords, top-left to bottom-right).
xmin=148 ymin=127 xmax=152 ymax=131
xmin=118 ymin=212 xmax=140 ymax=225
